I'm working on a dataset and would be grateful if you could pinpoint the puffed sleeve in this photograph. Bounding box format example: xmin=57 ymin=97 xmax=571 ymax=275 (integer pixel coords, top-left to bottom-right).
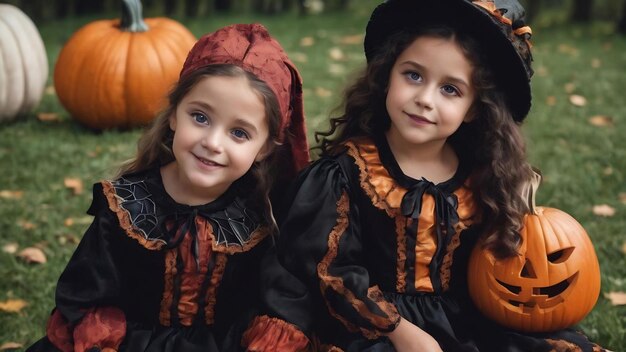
xmin=42 ymin=183 xmax=127 ymax=352
xmin=277 ymin=158 xmax=400 ymax=339
xmin=243 ymin=246 xmax=312 ymax=352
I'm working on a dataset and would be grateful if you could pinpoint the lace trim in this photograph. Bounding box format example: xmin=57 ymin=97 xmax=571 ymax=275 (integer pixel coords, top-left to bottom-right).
xmin=317 ymin=192 xmax=400 ymax=339
xmin=103 ymin=181 xmax=164 ymax=250
xmin=103 ymin=179 xmax=270 ymax=252
xmin=345 ymin=141 xmax=404 ymax=217
xmin=204 ymin=253 xmax=227 ymax=324
xmin=395 ymin=216 xmax=407 ymax=293
xmin=159 ymin=249 xmax=177 ymax=326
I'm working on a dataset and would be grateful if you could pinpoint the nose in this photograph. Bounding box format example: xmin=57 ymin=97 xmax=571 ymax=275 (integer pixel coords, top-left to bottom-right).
xmin=201 ymin=129 xmax=224 ymax=154
xmin=414 ymin=85 xmax=435 ymax=110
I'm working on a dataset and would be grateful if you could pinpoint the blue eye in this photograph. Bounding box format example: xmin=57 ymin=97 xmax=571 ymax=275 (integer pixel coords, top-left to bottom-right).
xmin=442 ymin=85 xmax=460 ymax=96
xmin=405 ymin=71 xmax=421 ymax=82
xmin=231 ymin=129 xmax=250 ymax=140
xmin=192 ymin=113 xmax=208 ymax=124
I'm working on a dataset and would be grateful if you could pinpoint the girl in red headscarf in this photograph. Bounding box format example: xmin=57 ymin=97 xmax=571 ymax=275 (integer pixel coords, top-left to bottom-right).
xmin=27 ymin=23 xmax=308 ymax=352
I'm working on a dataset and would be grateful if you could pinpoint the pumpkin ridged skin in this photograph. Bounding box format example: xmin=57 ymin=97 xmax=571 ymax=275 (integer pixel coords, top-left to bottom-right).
xmin=54 ymin=13 xmax=195 ymax=129
xmin=0 ymin=4 xmax=48 ymax=122
xmin=468 ymin=206 xmax=601 ymax=332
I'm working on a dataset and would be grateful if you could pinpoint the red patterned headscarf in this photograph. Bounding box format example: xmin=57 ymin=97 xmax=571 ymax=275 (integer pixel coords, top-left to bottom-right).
xmin=180 ymin=23 xmax=309 ymax=177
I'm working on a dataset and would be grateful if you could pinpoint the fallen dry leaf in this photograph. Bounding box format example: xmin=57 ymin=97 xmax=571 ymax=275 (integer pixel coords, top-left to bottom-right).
xmin=329 ymin=47 xmax=345 ymax=61
xmin=328 ymin=63 xmax=346 ymax=76
xmin=64 ymin=218 xmax=74 ymax=227
xmin=622 ymin=242 xmax=626 ymax=254
xmin=603 ymin=166 xmax=613 ymax=176
xmin=57 ymin=234 xmax=80 ymax=246
xmin=17 ymin=219 xmax=36 ymax=230
xmin=0 ymin=190 xmax=23 ymax=199
xmin=592 ymin=204 xmax=616 ymax=217
xmin=591 ymin=58 xmax=601 ymax=68
xmin=545 ymin=96 xmax=557 ymax=106
xmin=64 ymin=177 xmax=83 ymax=195
xmin=569 ymin=95 xmax=587 ymax=107
xmin=299 ymin=36 xmax=315 ymax=47
xmin=604 ymin=291 xmax=626 ymax=306
xmin=315 ymin=87 xmax=332 ymax=98
xmin=2 ymin=243 xmax=18 ymax=254
xmin=0 ymin=299 xmax=27 ymax=313
xmin=17 ymin=247 xmax=47 ymax=264
xmin=0 ymin=342 xmax=24 ymax=351
xmin=564 ymin=82 xmax=576 ymax=94
xmin=588 ymin=115 xmax=614 ymax=127
xmin=37 ymin=112 xmax=60 ymax=122
xmin=619 ymin=192 xmax=626 ymax=204
xmin=339 ymin=34 xmax=363 ymax=45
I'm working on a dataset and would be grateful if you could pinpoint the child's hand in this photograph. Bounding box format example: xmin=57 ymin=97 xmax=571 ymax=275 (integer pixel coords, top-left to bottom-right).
xmin=384 ymin=317 xmax=442 ymax=352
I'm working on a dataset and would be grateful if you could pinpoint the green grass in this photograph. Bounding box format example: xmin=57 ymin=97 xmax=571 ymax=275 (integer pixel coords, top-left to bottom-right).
xmin=1 ymin=2 xmax=625 ymax=350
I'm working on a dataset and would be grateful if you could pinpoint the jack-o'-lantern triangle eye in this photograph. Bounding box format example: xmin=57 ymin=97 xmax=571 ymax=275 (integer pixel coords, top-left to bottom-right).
xmin=520 ymin=259 xmax=536 ymax=278
xmin=547 ymin=247 xmax=574 ymax=263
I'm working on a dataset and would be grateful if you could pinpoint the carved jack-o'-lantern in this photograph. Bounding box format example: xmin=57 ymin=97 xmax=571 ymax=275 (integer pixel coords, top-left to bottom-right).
xmin=468 ymin=172 xmax=601 ymax=332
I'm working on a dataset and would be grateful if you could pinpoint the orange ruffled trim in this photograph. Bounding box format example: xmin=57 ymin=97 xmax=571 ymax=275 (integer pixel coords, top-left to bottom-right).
xmin=47 ymin=307 xmax=126 ymax=352
xmin=243 ymin=315 xmax=310 ymax=352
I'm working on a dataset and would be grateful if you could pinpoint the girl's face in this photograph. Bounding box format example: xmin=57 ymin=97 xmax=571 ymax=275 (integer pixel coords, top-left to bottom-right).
xmin=168 ymin=75 xmax=269 ymax=202
xmin=385 ymin=35 xmax=476 ymax=152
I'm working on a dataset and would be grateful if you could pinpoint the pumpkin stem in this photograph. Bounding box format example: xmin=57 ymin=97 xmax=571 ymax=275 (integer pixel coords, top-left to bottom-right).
xmin=120 ymin=0 xmax=148 ymax=32
xmin=523 ymin=168 xmax=542 ymax=214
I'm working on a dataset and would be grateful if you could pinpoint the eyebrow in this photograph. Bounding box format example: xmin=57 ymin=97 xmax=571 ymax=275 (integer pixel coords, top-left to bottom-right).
xmin=399 ymin=61 xmax=471 ymax=89
xmin=188 ymin=100 xmax=259 ymax=134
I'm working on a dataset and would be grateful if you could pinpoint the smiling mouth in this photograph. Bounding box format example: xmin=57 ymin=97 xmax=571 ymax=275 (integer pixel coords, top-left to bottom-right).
xmin=406 ymin=113 xmax=434 ymax=124
xmin=195 ymin=155 xmax=224 ymax=167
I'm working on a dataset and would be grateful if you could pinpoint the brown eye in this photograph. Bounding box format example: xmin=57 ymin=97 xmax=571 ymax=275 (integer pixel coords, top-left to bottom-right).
xmin=547 ymin=247 xmax=574 ymax=264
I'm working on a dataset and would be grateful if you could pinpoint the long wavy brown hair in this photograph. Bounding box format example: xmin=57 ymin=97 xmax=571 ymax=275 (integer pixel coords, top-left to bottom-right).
xmin=117 ymin=64 xmax=282 ymax=228
xmin=315 ymin=26 xmax=533 ymax=258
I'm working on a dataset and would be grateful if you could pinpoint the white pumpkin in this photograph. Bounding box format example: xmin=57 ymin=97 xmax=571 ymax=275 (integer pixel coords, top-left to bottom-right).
xmin=0 ymin=4 xmax=48 ymax=122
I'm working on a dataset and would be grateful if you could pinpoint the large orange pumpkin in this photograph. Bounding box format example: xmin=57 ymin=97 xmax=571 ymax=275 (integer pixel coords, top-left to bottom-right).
xmin=468 ymin=172 xmax=601 ymax=332
xmin=54 ymin=0 xmax=196 ymax=129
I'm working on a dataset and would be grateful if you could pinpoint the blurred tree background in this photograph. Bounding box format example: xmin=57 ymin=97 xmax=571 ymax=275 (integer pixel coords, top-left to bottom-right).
xmin=1 ymin=0 xmax=351 ymax=19
xmin=2 ymin=0 xmax=626 ymax=31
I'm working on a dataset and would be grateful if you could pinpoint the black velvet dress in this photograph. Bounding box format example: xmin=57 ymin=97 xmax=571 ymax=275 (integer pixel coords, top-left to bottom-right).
xmin=27 ymin=168 xmax=272 ymax=352
xmin=246 ymin=136 xmax=607 ymax=352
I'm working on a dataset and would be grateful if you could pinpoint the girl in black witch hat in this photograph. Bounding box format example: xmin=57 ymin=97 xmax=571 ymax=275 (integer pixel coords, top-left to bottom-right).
xmin=243 ymin=0 xmax=608 ymax=351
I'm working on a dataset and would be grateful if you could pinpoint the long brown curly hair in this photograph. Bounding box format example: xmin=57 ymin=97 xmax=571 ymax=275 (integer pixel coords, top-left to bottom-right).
xmin=117 ymin=64 xmax=282 ymax=228
xmin=315 ymin=26 xmax=533 ymax=258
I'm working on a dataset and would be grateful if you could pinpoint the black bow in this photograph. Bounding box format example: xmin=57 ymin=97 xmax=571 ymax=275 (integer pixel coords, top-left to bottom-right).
xmin=163 ymin=208 xmax=202 ymax=271
xmin=160 ymin=198 xmax=259 ymax=272
xmin=400 ymin=179 xmax=460 ymax=292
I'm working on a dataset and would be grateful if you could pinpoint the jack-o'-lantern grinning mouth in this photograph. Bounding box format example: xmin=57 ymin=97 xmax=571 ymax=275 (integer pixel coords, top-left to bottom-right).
xmin=496 ymin=272 xmax=579 ymax=308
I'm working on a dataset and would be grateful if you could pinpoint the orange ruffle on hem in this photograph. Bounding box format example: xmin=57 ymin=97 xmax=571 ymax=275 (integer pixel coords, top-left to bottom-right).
xmin=243 ymin=315 xmax=310 ymax=352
